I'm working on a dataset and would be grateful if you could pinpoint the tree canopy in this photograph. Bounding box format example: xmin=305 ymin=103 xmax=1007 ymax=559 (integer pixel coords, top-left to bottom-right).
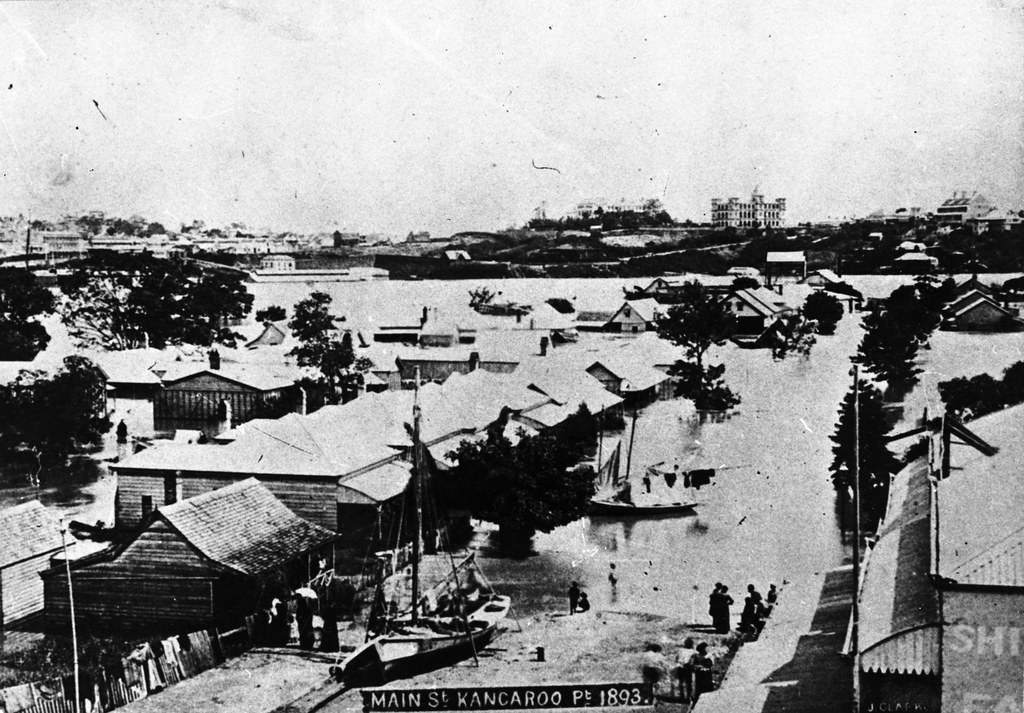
xmin=655 ymin=281 xmax=740 ymax=410
xmin=288 ymin=292 xmax=369 ymax=404
xmin=0 ymin=267 xmax=55 ymax=360
xmin=255 ymin=305 xmax=287 ymax=323
xmin=0 ymin=356 xmax=111 ymax=463
xmin=59 ymin=254 xmax=253 ymax=349
xmin=803 ymin=291 xmax=844 ymax=335
xmin=829 ymin=379 xmax=899 ymax=529
xmin=444 ymin=427 xmax=595 ymax=554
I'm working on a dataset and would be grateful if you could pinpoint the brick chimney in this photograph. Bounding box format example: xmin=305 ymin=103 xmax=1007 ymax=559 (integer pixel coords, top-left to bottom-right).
xmin=540 ymin=336 xmax=549 ymax=356
xmin=209 ymin=349 xmax=221 ymax=370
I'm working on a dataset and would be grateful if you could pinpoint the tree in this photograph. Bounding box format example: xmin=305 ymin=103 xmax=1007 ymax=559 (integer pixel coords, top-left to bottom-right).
xmin=255 ymin=305 xmax=287 ymax=323
xmin=0 ymin=268 xmax=55 ymax=360
xmin=655 ymin=281 xmax=740 ymax=410
xmin=444 ymin=429 xmax=595 ymax=554
xmin=468 ymin=286 xmax=496 ymax=309
xmin=730 ymin=276 xmax=760 ymax=291
xmin=803 ymin=291 xmax=844 ymax=335
xmin=856 ymin=309 xmax=921 ymax=384
xmin=0 ymin=356 xmax=111 ymax=481
xmin=289 ymin=292 xmax=366 ymax=404
xmin=769 ymin=314 xmax=817 ymax=360
xmin=829 ymin=380 xmax=900 ymax=529
xmin=59 ymin=254 xmax=253 ymax=349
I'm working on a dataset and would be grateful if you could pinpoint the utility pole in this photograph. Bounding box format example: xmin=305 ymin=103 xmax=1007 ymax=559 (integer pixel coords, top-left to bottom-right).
xmin=851 ymin=366 xmax=861 ymax=713
xmin=59 ymin=517 xmax=81 ymax=713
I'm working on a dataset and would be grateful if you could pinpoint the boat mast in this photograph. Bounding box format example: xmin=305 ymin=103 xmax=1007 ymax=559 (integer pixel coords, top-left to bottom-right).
xmin=411 ymin=369 xmax=423 ymax=623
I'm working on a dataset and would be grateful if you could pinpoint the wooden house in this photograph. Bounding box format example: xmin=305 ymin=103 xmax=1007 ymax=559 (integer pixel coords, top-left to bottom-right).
xmin=154 ymin=352 xmax=300 ymax=437
xmin=0 ymin=502 xmax=63 ymax=628
xmin=764 ymin=251 xmax=806 ymax=285
xmin=41 ymin=480 xmax=338 ymax=634
xmin=942 ymin=293 xmax=1024 ymax=332
xmin=604 ymin=299 xmax=660 ymax=333
xmin=726 ymin=287 xmax=792 ymax=335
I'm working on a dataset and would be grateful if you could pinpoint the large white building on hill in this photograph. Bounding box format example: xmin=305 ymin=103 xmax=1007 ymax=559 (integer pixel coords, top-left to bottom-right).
xmin=711 ymin=190 xmax=786 ymax=229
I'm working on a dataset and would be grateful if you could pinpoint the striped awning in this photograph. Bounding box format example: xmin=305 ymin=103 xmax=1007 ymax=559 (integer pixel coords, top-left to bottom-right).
xmin=861 ymin=625 xmax=940 ymax=675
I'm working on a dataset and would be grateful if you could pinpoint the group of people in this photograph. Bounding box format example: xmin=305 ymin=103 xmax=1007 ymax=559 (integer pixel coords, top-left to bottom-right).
xmin=567 ymin=581 xmax=591 ymax=614
xmin=709 ymin=582 xmax=778 ymax=636
xmin=640 ymin=639 xmax=716 ymax=704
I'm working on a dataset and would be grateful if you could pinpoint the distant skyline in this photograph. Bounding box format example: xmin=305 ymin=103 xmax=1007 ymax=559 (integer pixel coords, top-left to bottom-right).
xmin=1 ymin=0 xmax=1022 ymax=235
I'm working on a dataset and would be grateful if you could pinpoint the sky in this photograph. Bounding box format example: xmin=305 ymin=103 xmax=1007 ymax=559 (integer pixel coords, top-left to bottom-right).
xmin=0 ymin=0 xmax=1022 ymax=235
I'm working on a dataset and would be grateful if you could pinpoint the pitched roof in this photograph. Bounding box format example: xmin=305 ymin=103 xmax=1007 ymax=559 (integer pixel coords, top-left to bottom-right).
xmin=765 ymin=251 xmax=805 ymax=263
xmin=160 ymin=362 xmax=297 ymax=391
xmin=0 ymin=501 xmax=63 ymax=567
xmin=731 ymin=288 xmax=788 ymax=318
xmin=619 ymin=298 xmax=660 ymax=322
xmin=157 ymin=479 xmax=338 ymax=576
xmin=940 ymin=403 xmax=1024 ymax=587
xmin=952 ymin=295 xmax=1015 ymax=319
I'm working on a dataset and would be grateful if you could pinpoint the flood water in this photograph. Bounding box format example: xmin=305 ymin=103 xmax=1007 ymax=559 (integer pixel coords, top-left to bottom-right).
xmin=4 ymin=273 xmax=1023 ymax=620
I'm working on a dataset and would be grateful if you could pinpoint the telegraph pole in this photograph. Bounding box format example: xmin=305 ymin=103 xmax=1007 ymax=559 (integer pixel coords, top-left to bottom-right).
xmin=851 ymin=366 xmax=861 ymax=713
xmin=59 ymin=518 xmax=81 ymax=713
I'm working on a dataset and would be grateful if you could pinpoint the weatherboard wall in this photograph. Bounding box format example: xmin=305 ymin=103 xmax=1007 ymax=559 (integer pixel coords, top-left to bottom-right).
xmin=116 ymin=470 xmax=340 ymax=532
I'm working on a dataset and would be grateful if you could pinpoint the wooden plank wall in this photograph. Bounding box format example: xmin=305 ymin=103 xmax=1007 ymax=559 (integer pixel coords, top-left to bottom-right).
xmin=117 ymin=472 xmax=339 ymax=532
xmin=1 ymin=553 xmax=55 ymax=625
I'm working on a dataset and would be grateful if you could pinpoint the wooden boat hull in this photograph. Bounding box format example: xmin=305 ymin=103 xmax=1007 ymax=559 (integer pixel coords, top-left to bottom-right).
xmin=339 ymin=596 xmax=511 ymax=684
xmin=588 ymin=499 xmax=697 ymax=516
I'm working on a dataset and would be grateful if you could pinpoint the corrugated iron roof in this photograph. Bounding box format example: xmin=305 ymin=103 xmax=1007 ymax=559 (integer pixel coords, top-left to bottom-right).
xmin=337 ymin=462 xmax=412 ymax=505
xmin=940 ymin=403 xmax=1024 ymax=586
xmin=858 ymin=458 xmax=940 ymax=673
xmin=950 ymin=527 xmax=1024 ymax=587
xmin=158 ymin=479 xmax=337 ymax=576
xmin=0 ymin=501 xmax=63 ymax=567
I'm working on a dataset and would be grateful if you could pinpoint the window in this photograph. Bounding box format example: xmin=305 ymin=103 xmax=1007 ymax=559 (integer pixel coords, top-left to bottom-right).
xmin=164 ymin=474 xmax=179 ymax=505
xmin=142 ymin=495 xmax=153 ymax=519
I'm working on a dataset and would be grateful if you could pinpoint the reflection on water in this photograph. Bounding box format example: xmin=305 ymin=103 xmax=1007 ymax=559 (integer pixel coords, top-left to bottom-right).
xmin=2 ymin=274 xmax=1023 ymax=621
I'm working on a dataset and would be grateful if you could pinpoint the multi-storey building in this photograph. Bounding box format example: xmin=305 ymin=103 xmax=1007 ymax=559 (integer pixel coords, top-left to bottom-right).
xmin=711 ymin=190 xmax=786 ymax=228
xmin=935 ymin=191 xmax=994 ymax=224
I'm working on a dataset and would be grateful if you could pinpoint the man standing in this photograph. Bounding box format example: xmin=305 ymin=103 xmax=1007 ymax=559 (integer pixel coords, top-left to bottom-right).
xmin=568 ymin=581 xmax=581 ymax=615
xmin=715 ymin=586 xmax=734 ymax=634
xmin=708 ymin=583 xmax=722 ymax=629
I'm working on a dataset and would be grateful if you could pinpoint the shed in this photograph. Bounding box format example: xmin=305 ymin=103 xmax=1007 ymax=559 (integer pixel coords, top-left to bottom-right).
xmin=0 ymin=502 xmax=63 ymax=627
xmin=41 ymin=479 xmax=338 ymax=634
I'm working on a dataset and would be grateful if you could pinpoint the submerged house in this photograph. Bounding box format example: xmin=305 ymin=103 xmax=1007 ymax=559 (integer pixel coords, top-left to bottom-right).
xmin=0 ymin=502 xmax=63 ymax=628
xmin=726 ymin=287 xmax=792 ymax=336
xmin=41 ymin=480 xmax=338 ymax=634
xmin=604 ymin=299 xmax=661 ymax=333
xmin=942 ymin=288 xmax=1024 ymax=332
xmin=153 ymin=351 xmax=301 ymax=437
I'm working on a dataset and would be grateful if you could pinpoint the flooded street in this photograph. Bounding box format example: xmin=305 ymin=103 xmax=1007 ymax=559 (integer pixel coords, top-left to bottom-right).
xmin=4 ymin=274 xmax=1024 ymax=622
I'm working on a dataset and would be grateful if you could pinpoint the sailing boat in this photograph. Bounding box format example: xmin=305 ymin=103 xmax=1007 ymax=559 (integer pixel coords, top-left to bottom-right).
xmin=334 ymin=394 xmax=512 ymax=685
xmin=589 ymin=459 xmax=701 ymax=516
xmin=588 ymin=412 xmax=701 ymax=516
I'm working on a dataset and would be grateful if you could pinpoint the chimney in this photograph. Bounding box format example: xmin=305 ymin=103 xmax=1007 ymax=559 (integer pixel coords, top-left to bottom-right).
xmin=421 ymin=306 xmax=429 ymax=326
xmin=540 ymin=336 xmax=549 ymax=356
xmin=469 ymin=351 xmax=480 ymax=371
xmin=209 ymin=349 xmax=221 ymax=370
